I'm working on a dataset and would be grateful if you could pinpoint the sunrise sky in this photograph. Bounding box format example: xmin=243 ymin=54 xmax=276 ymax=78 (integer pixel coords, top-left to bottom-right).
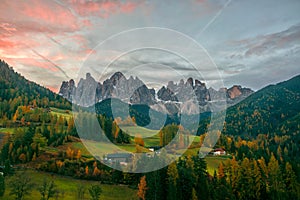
xmin=0 ymin=0 xmax=299 ymax=92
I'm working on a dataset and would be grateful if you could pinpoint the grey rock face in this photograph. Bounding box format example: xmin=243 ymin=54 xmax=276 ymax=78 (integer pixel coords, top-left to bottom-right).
xmin=59 ymin=72 xmax=156 ymax=107
xmin=157 ymin=86 xmax=178 ymax=102
xmin=58 ymin=79 xmax=76 ymax=101
xmin=59 ymin=72 xmax=253 ymax=114
xmin=75 ymin=73 xmax=98 ymax=107
xmin=130 ymin=85 xmax=156 ymax=105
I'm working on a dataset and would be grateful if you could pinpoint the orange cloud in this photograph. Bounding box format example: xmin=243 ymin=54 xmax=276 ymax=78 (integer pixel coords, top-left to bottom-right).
xmin=46 ymin=85 xmax=59 ymax=93
xmin=0 ymin=39 xmax=15 ymax=48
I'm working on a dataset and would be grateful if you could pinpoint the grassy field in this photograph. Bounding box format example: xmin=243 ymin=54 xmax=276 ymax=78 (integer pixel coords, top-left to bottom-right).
xmin=70 ymin=125 xmax=229 ymax=175
xmin=121 ymin=125 xmax=201 ymax=147
xmin=120 ymin=125 xmax=159 ymax=137
xmin=205 ymin=156 xmax=230 ymax=175
xmin=0 ymin=127 xmax=18 ymax=134
xmin=50 ymin=107 xmax=73 ymax=120
xmin=2 ymin=170 xmax=137 ymax=200
xmin=45 ymin=125 xmax=228 ymax=177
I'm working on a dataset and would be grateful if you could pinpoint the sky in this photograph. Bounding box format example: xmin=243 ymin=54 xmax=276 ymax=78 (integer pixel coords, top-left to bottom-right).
xmin=0 ymin=0 xmax=299 ymax=92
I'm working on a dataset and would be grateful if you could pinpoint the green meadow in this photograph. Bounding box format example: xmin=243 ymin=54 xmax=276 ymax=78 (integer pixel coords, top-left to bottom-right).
xmin=2 ymin=169 xmax=137 ymax=200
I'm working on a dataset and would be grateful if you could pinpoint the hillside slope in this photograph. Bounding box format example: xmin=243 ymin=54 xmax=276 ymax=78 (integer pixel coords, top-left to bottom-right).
xmin=0 ymin=60 xmax=71 ymax=120
xmin=223 ymin=74 xmax=300 ymax=137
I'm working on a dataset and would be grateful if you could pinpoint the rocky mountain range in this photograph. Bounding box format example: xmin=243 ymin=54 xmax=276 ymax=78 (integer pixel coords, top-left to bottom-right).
xmin=59 ymin=72 xmax=253 ymax=114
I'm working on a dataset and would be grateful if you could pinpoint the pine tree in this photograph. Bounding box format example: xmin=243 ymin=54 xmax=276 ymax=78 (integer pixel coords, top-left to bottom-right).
xmin=284 ymin=162 xmax=299 ymax=199
xmin=145 ymin=170 xmax=164 ymax=200
xmin=191 ymin=188 xmax=198 ymax=200
xmin=216 ymin=162 xmax=232 ymax=200
xmin=38 ymin=178 xmax=56 ymax=200
xmin=253 ymin=160 xmax=265 ymax=199
xmin=193 ymin=157 xmax=209 ymax=199
xmin=88 ymin=184 xmax=102 ymax=200
xmin=167 ymin=162 xmax=179 ymax=200
xmin=0 ymin=175 xmax=5 ymax=197
xmin=268 ymin=153 xmax=285 ymax=199
xmin=237 ymin=158 xmax=255 ymax=199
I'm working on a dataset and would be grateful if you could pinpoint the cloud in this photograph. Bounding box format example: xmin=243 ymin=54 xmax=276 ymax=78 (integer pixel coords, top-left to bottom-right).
xmin=213 ymin=24 xmax=300 ymax=90
xmin=1 ymin=0 xmax=299 ymax=93
xmin=0 ymin=0 xmax=82 ymax=34
xmin=244 ymin=24 xmax=300 ymax=57
xmin=67 ymin=0 xmax=143 ymax=18
xmin=225 ymin=24 xmax=300 ymax=60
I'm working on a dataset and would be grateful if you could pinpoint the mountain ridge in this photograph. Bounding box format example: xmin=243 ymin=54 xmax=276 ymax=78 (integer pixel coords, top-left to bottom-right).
xmin=59 ymin=72 xmax=254 ymax=114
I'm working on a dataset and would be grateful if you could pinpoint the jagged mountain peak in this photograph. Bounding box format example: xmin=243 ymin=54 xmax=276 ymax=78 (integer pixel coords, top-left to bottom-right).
xmin=59 ymin=72 xmax=254 ymax=114
xmin=110 ymin=71 xmax=126 ymax=85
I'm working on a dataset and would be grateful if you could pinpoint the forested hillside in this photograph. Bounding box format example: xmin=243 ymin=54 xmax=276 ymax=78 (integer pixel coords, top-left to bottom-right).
xmin=0 ymin=60 xmax=71 ymax=122
xmin=223 ymin=75 xmax=300 ymax=137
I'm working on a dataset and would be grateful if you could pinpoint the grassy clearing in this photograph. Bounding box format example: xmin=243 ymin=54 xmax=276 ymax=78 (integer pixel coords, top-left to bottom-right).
xmin=0 ymin=127 xmax=18 ymax=134
xmin=50 ymin=107 xmax=72 ymax=120
xmin=205 ymin=156 xmax=229 ymax=175
xmin=120 ymin=125 xmax=159 ymax=138
xmin=2 ymin=169 xmax=137 ymax=200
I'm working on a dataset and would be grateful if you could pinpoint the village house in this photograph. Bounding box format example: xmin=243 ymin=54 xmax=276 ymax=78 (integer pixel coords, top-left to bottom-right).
xmin=211 ymin=148 xmax=226 ymax=156
xmin=104 ymin=153 xmax=133 ymax=165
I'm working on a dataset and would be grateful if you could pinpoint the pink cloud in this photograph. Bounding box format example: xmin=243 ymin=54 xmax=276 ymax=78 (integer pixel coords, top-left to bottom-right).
xmin=121 ymin=2 xmax=137 ymax=13
xmin=0 ymin=0 xmax=144 ymax=92
xmin=0 ymin=0 xmax=82 ymax=34
xmin=11 ymin=58 xmax=59 ymax=72
xmin=0 ymin=39 xmax=15 ymax=48
xmin=46 ymin=85 xmax=59 ymax=93
xmin=68 ymin=0 xmax=142 ymax=18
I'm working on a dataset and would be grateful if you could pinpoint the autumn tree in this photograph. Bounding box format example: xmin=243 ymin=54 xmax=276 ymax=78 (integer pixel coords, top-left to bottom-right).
xmin=134 ymin=134 xmax=145 ymax=147
xmin=137 ymin=176 xmax=147 ymax=200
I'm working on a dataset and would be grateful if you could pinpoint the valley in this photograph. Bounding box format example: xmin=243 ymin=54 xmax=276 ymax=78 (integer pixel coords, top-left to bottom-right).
xmin=0 ymin=60 xmax=299 ymax=199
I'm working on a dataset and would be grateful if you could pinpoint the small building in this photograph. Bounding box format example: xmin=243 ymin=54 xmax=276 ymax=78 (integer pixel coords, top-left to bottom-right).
xmin=212 ymin=148 xmax=226 ymax=156
xmin=105 ymin=153 xmax=133 ymax=163
xmin=147 ymin=146 xmax=161 ymax=152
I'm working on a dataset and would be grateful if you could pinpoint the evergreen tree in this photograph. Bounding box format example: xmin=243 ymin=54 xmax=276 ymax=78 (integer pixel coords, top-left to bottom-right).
xmin=38 ymin=178 xmax=56 ymax=200
xmin=0 ymin=174 xmax=5 ymax=197
xmin=167 ymin=162 xmax=179 ymax=200
xmin=88 ymin=184 xmax=102 ymax=200
xmin=8 ymin=172 xmax=34 ymax=200
xmin=145 ymin=170 xmax=163 ymax=200
xmin=193 ymin=157 xmax=209 ymax=199
xmin=284 ymin=162 xmax=299 ymax=199
xmin=268 ymin=153 xmax=285 ymax=199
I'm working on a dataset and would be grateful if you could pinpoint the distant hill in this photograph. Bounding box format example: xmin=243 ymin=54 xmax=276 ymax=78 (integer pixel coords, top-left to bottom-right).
xmin=222 ymin=74 xmax=300 ymax=137
xmin=0 ymin=60 xmax=71 ymax=120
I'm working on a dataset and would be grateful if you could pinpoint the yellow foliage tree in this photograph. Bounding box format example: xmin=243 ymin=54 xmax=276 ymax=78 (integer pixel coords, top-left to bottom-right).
xmin=19 ymin=153 xmax=26 ymax=163
xmin=137 ymin=176 xmax=147 ymax=200
xmin=134 ymin=134 xmax=145 ymax=147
